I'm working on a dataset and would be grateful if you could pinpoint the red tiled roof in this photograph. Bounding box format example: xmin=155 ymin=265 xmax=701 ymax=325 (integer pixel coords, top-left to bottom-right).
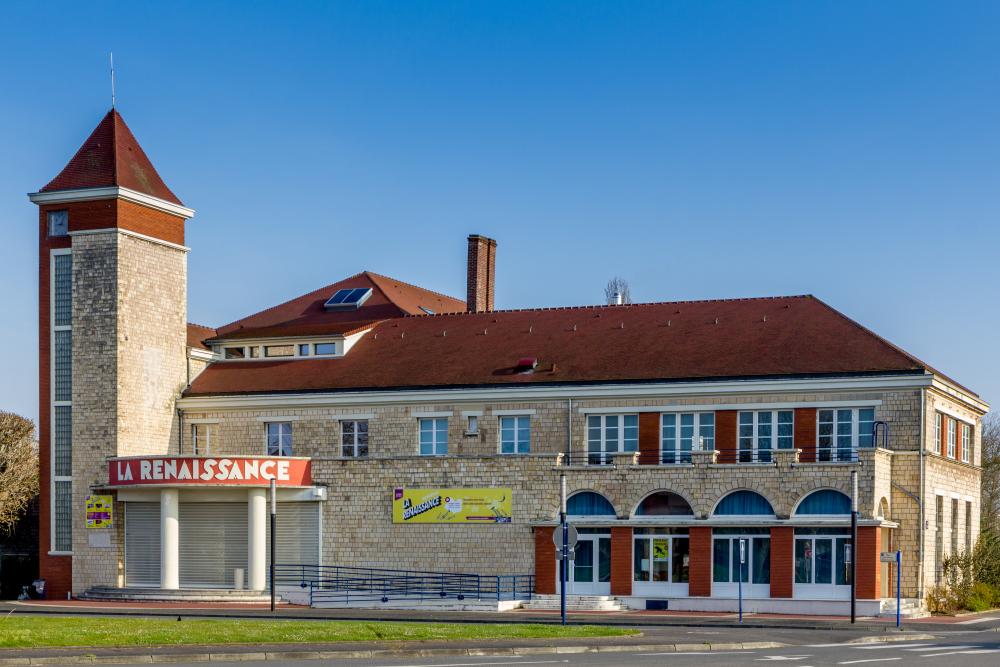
xmin=185 ymin=295 xmax=947 ymax=397
xmin=186 ymin=323 xmax=216 ymax=350
xmin=41 ymin=109 xmax=183 ymax=205
xmin=210 ymin=271 xmax=465 ymax=342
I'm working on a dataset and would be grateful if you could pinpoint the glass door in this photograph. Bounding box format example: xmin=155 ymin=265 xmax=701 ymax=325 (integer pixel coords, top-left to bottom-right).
xmin=569 ymin=535 xmax=611 ymax=595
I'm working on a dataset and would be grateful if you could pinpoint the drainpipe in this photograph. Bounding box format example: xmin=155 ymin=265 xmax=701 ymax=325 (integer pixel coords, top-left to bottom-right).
xmin=177 ymin=408 xmax=184 ymax=455
xmin=918 ymin=387 xmax=926 ymax=602
xmin=566 ymin=398 xmax=573 ymax=458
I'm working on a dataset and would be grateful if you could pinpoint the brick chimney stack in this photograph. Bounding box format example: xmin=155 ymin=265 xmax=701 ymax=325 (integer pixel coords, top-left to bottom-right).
xmin=466 ymin=234 xmax=497 ymax=313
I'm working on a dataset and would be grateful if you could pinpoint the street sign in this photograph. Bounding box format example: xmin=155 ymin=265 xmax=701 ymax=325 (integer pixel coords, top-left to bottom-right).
xmin=880 ymin=551 xmax=896 ymax=563
xmin=845 ymin=543 xmax=852 ymax=564
xmin=552 ymin=524 xmax=579 ymax=550
xmin=739 ymin=539 xmax=746 ymax=564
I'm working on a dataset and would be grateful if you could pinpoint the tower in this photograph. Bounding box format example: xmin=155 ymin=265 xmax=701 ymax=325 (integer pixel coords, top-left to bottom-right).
xmin=29 ymin=110 xmax=194 ymax=596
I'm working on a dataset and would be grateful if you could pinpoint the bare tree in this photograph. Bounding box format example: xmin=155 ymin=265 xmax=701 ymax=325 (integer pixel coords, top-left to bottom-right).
xmin=0 ymin=411 xmax=38 ymax=533
xmin=604 ymin=276 xmax=632 ymax=305
xmin=982 ymin=413 xmax=1000 ymax=535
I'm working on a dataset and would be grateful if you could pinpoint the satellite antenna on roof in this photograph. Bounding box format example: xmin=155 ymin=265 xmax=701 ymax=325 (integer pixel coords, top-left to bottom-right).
xmin=110 ymin=52 xmax=116 ymax=108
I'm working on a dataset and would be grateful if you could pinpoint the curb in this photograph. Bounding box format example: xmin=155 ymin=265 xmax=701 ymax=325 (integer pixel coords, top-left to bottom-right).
xmin=0 ymin=642 xmax=790 ymax=665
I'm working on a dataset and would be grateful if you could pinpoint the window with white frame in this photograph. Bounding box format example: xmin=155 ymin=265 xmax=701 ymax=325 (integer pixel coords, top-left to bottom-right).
xmin=419 ymin=418 xmax=448 ymax=456
xmin=265 ymin=422 xmax=293 ymax=456
xmin=586 ymin=414 xmax=638 ymax=465
xmin=817 ymin=408 xmax=874 ymax=462
xmin=192 ymin=423 xmax=215 ymax=455
xmin=947 ymin=419 xmax=957 ymax=459
xmin=961 ymin=423 xmax=971 ymax=463
xmin=47 ymin=210 xmax=68 ymax=237
xmin=737 ymin=411 xmax=792 ymax=463
xmin=661 ymin=412 xmax=714 ymax=463
xmin=51 ymin=250 xmax=72 ymax=553
xmin=499 ymin=415 xmax=530 ymax=454
xmin=341 ymin=420 xmax=369 ymax=457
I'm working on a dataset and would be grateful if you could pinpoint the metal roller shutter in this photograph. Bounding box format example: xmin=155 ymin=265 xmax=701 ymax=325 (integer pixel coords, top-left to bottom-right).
xmin=267 ymin=502 xmax=321 ymax=567
xmin=179 ymin=502 xmax=247 ymax=588
xmin=124 ymin=503 xmax=161 ymax=587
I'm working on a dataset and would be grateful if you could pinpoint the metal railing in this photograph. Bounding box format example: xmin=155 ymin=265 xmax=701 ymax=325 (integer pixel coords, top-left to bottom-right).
xmin=559 ymin=452 xmax=614 ymax=466
xmin=274 ymin=564 xmax=534 ymax=605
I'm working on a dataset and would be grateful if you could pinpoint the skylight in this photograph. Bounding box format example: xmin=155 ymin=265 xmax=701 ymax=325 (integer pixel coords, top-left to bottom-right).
xmin=419 ymin=306 xmax=435 ymax=315
xmin=324 ymin=287 xmax=373 ymax=311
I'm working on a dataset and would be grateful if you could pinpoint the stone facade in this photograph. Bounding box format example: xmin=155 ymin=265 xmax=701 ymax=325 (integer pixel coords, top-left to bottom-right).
xmin=70 ymin=230 xmax=187 ymax=593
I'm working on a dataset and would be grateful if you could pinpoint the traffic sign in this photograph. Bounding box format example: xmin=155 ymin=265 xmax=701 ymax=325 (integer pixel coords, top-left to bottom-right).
xmin=552 ymin=524 xmax=579 ymax=550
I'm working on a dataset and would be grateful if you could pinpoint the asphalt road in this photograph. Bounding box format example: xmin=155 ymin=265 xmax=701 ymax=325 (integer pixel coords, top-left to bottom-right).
xmin=76 ymin=634 xmax=1000 ymax=667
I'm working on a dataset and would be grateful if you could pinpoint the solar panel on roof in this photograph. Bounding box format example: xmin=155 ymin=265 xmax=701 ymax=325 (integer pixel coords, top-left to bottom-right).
xmin=324 ymin=287 xmax=373 ymax=311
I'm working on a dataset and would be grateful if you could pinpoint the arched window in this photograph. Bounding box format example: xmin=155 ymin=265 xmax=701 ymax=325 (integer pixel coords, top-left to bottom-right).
xmin=796 ymin=489 xmax=851 ymax=515
xmin=566 ymin=491 xmax=616 ymax=516
xmin=635 ymin=491 xmax=694 ymax=516
xmin=714 ymin=490 xmax=774 ymax=516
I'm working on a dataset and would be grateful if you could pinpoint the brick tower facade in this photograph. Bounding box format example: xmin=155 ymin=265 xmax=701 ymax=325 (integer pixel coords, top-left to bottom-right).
xmin=29 ymin=110 xmax=194 ymax=597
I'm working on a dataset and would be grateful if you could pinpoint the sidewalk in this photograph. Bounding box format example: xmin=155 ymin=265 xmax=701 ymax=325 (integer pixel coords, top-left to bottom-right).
xmin=4 ymin=599 xmax=996 ymax=633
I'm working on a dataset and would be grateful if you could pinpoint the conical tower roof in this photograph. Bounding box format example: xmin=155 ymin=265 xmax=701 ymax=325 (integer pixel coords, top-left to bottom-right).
xmin=40 ymin=109 xmax=182 ymax=205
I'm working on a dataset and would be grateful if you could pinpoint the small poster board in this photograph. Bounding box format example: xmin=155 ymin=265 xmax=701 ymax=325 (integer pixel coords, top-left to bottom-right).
xmin=652 ymin=539 xmax=670 ymax=561
xmin=85 ymin=495 xmax=114 ymax=529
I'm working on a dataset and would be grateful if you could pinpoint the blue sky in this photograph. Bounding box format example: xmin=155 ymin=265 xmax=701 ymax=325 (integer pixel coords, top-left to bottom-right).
xmin=1 ymin=1 xmax=997 ymax=423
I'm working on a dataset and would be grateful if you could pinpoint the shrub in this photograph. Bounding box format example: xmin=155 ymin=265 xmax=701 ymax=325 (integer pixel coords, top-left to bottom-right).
xmin=966 ymin=582 xmax=1000 ymax=612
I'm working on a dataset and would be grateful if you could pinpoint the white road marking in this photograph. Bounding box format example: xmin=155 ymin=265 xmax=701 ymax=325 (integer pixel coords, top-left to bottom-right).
xmin=855 ymin=643 xmax=935 ymax=650
xmin=838 ymin=659 xmax=903 ymax=665
xmin=755 ymin=657 xmax=812 ymax=661
xmin=918 ymin=649 xmax=987 ymax=657
xmin=907 ymin=645 xmax=979 ymax=652
xmin=639 ymin=651 xmax=754 ymax=656
xmin=961 ymin=649 xmax=1000 ymax=654
xmin=372 ymin=661 xmax=565 ymax=667
xmin=956 ymin=616 xmax=1000 ymax=624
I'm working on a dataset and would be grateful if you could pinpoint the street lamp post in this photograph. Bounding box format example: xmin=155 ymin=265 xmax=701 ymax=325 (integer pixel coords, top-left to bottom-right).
xmin=850 ymin=469 xmax=858 ymax=624
xmin=560 ymin=473 xmax=568 ymax=626
xmin=270 ymin=477 xmax=276 ymax=613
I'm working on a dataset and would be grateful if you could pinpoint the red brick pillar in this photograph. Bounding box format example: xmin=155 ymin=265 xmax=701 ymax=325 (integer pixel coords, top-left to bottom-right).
xmin=689 ymin=526 xmax=713 ymax=596
xmin=610 ymin=527 xmax=633 ymax=596
xmin=770 ymin=527 xmax=794 ymax=598
xmin=638 ymin=413 xmax=660 ymax=465
xmin=715 ymin=411 xmax=737 ymax=463
xmin=795 ymin=408 xmax=817 ymax=463
xmin=856 ymin=526 xmax=881 ymax=600
xmin=534 ymin=526 xmax=556 ymax=595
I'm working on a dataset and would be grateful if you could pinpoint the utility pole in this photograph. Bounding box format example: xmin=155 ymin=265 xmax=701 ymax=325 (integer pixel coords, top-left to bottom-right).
xmin=270 ymin=477 xmax=277 ymax=613
xmin=560 ymin=473 xmax=568 ymax=626
xmin=850 ymin=469 xmax=858 ymax=624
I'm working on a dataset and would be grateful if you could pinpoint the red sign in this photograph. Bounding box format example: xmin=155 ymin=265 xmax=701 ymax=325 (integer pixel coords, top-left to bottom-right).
xmin=108 ymin=457 xmax=311 ymax=487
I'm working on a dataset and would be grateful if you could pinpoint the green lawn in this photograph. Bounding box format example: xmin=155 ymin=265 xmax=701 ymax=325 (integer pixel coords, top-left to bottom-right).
xmin=0 ymin=616 xmax=635 ymax=649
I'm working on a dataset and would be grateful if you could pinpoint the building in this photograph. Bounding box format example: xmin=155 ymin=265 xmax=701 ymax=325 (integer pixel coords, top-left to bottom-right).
xmin=28 ymin=110 xmax=988 ymax=614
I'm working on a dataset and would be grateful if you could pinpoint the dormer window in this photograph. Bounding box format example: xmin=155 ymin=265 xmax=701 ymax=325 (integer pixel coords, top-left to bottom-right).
xmin=314 ymin=342 xmax=336 ymax=356
xmin=324 ymin=287 xmax=373 ymax=311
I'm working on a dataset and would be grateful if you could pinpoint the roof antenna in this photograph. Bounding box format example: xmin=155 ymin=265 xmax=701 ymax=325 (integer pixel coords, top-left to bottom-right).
xmin=110 ymin=51 xmax=116 ymax=109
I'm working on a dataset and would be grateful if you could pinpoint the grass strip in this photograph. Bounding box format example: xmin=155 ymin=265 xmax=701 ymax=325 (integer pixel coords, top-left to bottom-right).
xmin=0 ymin=616 xmax=635 ymax=649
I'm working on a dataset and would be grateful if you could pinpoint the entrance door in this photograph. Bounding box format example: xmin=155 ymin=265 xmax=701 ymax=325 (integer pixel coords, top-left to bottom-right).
xmin=569 ymin=535 xmax=611 ymax=595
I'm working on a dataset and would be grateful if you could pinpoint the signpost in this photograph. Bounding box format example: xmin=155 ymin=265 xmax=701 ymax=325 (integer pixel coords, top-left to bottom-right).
xmin=850 ymin=470 xmax=858 ymax=624
xmin=269 ymin=478 xmax=276 ymax=613
xmin=738 ymin=538 xmax=746 ymax=623
xmin=881 ymin=551 xmax=903 ymax=628
xmin=558 ymin=474 xmax=571 ymax=625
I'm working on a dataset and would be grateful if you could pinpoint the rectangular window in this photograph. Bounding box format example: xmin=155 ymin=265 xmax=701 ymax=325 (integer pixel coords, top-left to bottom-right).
xmin=737 ymin=411 xmax=792 ymax=463
xmin=53 ymin=405 xmax=72 ymax=477
xmin=952 ymin=498 xmax=959 ymax=556
xmin=633 ymin=535 xmax=689 ymax=583
xmin=966 ymin=501 xmax=973 ymax=553
xmin=265 ymin=422 xmax=293 ymax=456
xmin=53 ymin=329 xmax=72 ymax=402
xmin=264 ymin=345 xmax=295 ymax=358
xmin=314 ymin=343 xmax=336 ymax=355
xmin=795 ymin=535 xmax=851 ymax=586
xmin=712 ymin=535 xmax=769 ymax=584
xmin=52 ymin=254 xmax=72 ymax=327
xmin=934 ymin=413 xmax=942 ymax=452
xmin=586 ymin=414 xmax=638 ymax=464
xmin=419 ymin=418 xmax=448 ymax=456
xmin=961 ymin=424 xmax=971 ymax=463
xmin=192 ymin=423 xmax=214 ymax=455
xmin=54 ymin=480 xmax=72 ymax=552
xmin=947 ymin=420 xmax=957 ymax=459
xmin=817 ymin=408 xmax=873 ymax=461
xmin=935 ymin=495 xmax=944 ymax=584
xmin=341 ymin=420 xmax=369 ymax=457
xmin=661 ymin=412 xmax=714 ymax=463
xmin=47 ymin=210 xmax=68 ymax=237
xmin=298 ymin=344 xmax=310 ymax=356
xmin=499 ymin=415 xmax=530 ymax=454
xmin=224 ymin=347 xmax=246 ymax=359
xmin=249 ymin=346 xmax=260 ymax=358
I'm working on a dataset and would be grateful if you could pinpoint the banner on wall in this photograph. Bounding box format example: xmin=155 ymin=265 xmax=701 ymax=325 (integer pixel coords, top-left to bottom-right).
xmin=85 ymin=495 xmax=114 ymax=529
xmin=392 ymin=488 xmax=512 ymax=524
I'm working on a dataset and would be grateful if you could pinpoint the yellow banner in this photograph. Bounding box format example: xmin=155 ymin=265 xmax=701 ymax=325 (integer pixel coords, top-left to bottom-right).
xmin=85 ymin=494 xmax=114 ymax=529
xmin=392 ymin=488 xmax=512 ymax=524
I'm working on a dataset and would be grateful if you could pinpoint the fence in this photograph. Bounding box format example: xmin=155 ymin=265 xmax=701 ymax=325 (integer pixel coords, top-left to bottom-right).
xmin=274 ymin=564 xmax=534 ymax=605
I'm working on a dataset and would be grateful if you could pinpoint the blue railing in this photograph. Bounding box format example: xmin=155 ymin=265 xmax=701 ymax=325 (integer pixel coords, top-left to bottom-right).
xmin=274 ymin=564 xmax=534 ymax=605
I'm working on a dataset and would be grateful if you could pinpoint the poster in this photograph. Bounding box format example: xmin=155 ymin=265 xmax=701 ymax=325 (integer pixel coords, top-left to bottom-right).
xmin=392 ymin=488 xmax=512 ymax=523
xmin=85 ymin=495 xmax=114 ymax=529
xmin=652 ymin=538 xmax=670 ymax=561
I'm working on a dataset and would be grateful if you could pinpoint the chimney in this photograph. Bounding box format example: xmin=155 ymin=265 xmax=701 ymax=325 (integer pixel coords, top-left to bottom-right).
xmin=466 ymin=234 xmax=497 ymax=313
